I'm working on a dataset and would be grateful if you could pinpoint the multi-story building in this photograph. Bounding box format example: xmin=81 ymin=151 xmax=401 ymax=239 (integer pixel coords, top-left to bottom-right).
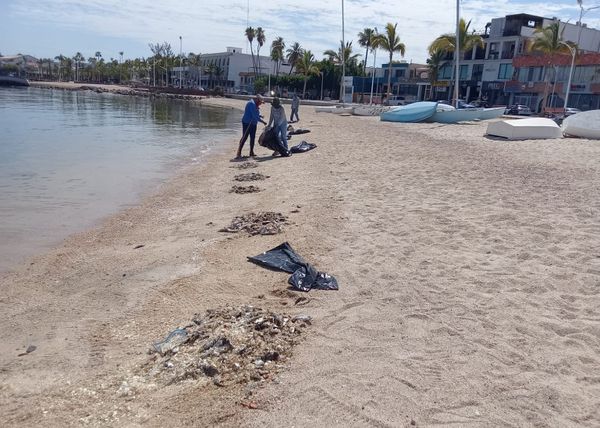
xmin=171 ymin=47 xmax=290 ymax=92
xmin=436 ymin=13 xmax=600 ymax=111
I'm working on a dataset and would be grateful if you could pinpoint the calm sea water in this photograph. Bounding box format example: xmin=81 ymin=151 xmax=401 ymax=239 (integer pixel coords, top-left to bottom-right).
xmin=0 ymin=87 xmax=239 ymax=273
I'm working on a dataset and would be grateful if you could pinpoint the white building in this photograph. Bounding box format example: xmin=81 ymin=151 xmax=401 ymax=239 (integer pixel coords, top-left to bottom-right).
xmin=436 ymin=13 xmax=600 ymax=106
xmin=172 ymin=47 xmax=291 ymax=92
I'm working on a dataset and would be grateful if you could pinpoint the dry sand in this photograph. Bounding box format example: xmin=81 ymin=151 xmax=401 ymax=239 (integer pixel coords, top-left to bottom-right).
xmin=1 ymin=92 xmax=600 ymax=427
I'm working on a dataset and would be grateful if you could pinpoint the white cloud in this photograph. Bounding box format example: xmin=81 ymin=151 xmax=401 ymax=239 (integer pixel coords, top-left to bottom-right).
xmin=7 ymin=0 xmax=598 ymax=64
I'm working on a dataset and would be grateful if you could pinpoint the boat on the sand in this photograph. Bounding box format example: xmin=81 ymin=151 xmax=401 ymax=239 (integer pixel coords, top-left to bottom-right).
xmin=486 ymin=118 xmax=563 ymax=140
xmin=380 ymin=101 xmax=438 ymax=122
xmin=562 ymin=110 xmax=600 ymax=139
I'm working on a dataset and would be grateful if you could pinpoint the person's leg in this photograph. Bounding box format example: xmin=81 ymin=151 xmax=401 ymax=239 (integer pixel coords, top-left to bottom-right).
xmin=278 ymin=122 xmax=288 ymax=150
xmin=248 ymin=122 xmax=257 ymax=156
xmin=294 ymin=108 xmax=300 ymax=122
xmin=237 ymin=122 xmax=249 ymax=157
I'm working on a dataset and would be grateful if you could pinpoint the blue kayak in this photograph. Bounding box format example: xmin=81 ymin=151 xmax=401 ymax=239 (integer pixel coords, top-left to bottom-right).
xmin=380 ymin=101 xmax=438 ymax=123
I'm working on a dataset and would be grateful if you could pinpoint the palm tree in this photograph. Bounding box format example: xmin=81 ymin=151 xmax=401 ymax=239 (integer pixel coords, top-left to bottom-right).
xmin=426 ymin=47 xmax=446 ymax=100
xmin=428 ymin=18 xmax=483 ymax=103
xmin=323 ymin=41 xmax=361 ymax=67
xmin=286 ymin=42 xmax=303 ymax=75
xmin=271 ymin=37 xmax=285 ymax=75
xmin=529 ymin=21 xmax=574 ymax=110
xmin=295 ymin=50 xmax=320 ymax=98
xmin=245 ymin=27 xmax=257 ymax=75
xmin=358 ymin=28 xmax=376 ymax=75
xmin=206 ymin=63 xmax=216 ymax=89
xmin=256 ymin=27 xmax=265 ymax=75
xmin=324 ymin=41 xmax=361 ymax=99
xmin=377 ymin=23 xmax=406 ymax=98
xmin=73 ymin=52 xmax=84 ymax=81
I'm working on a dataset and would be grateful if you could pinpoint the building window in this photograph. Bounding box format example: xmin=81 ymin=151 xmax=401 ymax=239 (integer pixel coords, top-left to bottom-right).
xmin=472 ymin=64 xmax=484 ymax=81
xmin=498 ymin=63 xmax=513 ymax=80
xmin=460 ymin=64 xmax=469 ymax=80
xmin=439 ymin=64 xmax=453 ymax=79
xmin=488 ymin=43 xmax=499 ymax=60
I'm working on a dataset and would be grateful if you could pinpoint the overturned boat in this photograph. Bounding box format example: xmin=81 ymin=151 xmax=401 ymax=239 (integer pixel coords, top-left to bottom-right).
xmin=562 ymin=110 xmax=600 ymax=139
xmin=486 ymin=118 xmax=563 ymax=140
xmin=380 ymin=101 xmax=438 ymax=123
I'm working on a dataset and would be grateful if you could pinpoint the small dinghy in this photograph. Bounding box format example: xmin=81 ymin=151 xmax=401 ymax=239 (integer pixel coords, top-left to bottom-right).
xmin=380 ymin=101 xmax=437 ymax=123
xmin=562 ymin=110 xmax=600 ymax=139
xmin=486 ymin=118 xmax=563 ymax=140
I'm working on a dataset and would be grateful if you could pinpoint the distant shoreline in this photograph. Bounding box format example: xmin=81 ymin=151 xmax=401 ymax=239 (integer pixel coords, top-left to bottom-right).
xmin=29 ymin=81 xmax=207 ymax=100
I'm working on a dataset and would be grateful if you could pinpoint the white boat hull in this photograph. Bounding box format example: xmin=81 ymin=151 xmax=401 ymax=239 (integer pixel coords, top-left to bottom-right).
xmin=562 ymin=110 xmax=600 ymax=139
xmin=486 ymin=118 xmax=563 ymax=140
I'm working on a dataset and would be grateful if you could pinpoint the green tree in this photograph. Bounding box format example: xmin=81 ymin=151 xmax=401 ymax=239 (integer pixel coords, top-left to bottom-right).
xmin=73 ymin=52 xmax=84 ymax=81
xmin=426 ymin=47 xmax=446 ymax=100
xmin=271 ymin=36 xmax=285 ymax=75
xmin=377 ymin=23 xmax=406 ymax=97
xmin=358 ymin=28 xmax=377 ymax=74
xmin=529 ymin=21 xmax=574 ymax=109
xmin=428 ymin=18 xmax=483 ymax=103
xmin=286 ymin=42 xmax=302 ymax=75
xmin=295 ymin=50 xmax=320 ymax=97
xmin=245 ymin=27 xmax=257 ymax=75
xmin=256 ymin=27 xmax=265 ymax=75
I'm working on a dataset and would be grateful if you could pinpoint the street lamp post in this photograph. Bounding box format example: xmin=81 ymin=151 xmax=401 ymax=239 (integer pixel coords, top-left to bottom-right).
xmin=341 ymin=0 xmax=345 ymax=103
xmin=320 ymin=71 xmax=324 ymax=100
xmin=179 ymin=36 xmax=183 ymax=89
xmin=565 ymin=0 xmax=600 ymax=109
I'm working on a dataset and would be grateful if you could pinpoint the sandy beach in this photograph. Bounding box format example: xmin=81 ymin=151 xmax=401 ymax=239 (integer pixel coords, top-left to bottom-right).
xmin=1 ymin=88 xmax=600 ymax=426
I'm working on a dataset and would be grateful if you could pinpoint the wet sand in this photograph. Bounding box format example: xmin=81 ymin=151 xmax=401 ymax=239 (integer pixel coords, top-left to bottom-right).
xmin=1 ymin=92 xmax=600 ymax=426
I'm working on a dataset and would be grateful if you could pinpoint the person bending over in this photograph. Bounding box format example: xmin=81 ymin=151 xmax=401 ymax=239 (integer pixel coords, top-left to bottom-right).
xmin=267 ymin=97 xmax=288 ymax=154
xmin=237 ymin=94 xmax=266 ymax=158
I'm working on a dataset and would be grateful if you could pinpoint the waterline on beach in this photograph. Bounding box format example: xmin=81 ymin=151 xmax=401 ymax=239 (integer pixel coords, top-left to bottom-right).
xmin=0 ymin=87 xmax=240 ymax=273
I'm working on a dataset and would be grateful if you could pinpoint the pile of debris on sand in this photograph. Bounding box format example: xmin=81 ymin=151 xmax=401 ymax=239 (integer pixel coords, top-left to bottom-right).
xmin=234 ymin=172 xmax=269 ymax=181
xmin=144 ymin=305 xmax=311 ymax=387
xmin=231 ymin=162 xmax=258 ymax=170
xmin=220 ymin=212 xmax=287 ymax=235
xmin=230 ymin=185 xmax=262 ymax=194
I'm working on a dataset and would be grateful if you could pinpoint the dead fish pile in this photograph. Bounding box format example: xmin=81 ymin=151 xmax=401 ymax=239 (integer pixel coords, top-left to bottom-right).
xmin=144 ymin=305 xmax=311 ymax=387
xmin=220 ymin=212 xmax=287 ymax=235
xmin=232 ymin=162 xmax=258 ymax=170
xmin=230 ymin=185 xmax=262 ymax=194
xmin=234 ymin=172 xmax=269 ymax=181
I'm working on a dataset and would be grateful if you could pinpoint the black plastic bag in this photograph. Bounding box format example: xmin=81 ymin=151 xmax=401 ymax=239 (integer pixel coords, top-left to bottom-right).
xmin=248 ymin=242 xmax=338 ymax=292
xmin=258 ymin=128 xmax=291 ymax=157
xmin=288 ymin=128 xmax=311 ymax=135
xmin=290 ymin=141 xmax=317 ymax=153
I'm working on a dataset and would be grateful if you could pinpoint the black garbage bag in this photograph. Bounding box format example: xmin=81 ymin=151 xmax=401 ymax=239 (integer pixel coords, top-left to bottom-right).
xmin=258 ymin=127 xmax=291 ymax=157
xmin=288 ymin=128 xmax=311 ymax=135
xmin=248 ymin=242 xmax=338 ymax=292
xmin=290 ymin=141 xmax=317 ymax=153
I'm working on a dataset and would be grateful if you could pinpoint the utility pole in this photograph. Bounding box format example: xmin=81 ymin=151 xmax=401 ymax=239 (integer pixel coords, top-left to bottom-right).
xmin=179 ymin=36 xmax=183 ymax=89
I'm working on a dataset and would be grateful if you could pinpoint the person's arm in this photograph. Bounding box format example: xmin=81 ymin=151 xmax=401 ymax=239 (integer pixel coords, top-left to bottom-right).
xmin=267 ymin=106 xmax=274 ymax=128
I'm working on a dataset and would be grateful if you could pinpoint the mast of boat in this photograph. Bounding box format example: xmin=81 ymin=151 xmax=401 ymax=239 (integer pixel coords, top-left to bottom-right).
xmin=341 ymin=0 xmax=346 ymax=104
xmin=454 ymin=0 xmax=460 ymax=108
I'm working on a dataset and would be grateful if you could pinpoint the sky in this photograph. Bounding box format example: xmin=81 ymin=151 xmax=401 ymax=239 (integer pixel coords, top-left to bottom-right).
xmin=1 ymin=0 xmax=600 ymax=65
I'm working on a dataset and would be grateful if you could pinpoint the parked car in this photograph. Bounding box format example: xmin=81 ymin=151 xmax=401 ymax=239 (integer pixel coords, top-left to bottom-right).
xmin=564 ymin=107 xmax=581 ymax=116
xmin=504 ymin=104 xmax=532 ymax=115
xmin=384 ymin=95 xmax=407 ymax=106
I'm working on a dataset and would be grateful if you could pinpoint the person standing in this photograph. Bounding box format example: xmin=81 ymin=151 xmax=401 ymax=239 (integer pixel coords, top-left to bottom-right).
xmin=237 ymin=94 xmax=266 ymax=158
xmin=267 ymin=97 xmax=288 ymax=153
xmin=290 ymin=93 xmax=300 ymax=123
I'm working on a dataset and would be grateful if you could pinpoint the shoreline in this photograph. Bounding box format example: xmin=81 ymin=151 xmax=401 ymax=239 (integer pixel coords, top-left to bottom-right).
xmin=2 ymin=98 xmax=600 ymax=426
xmin=0 ymin=85 xmax=240 ymax=275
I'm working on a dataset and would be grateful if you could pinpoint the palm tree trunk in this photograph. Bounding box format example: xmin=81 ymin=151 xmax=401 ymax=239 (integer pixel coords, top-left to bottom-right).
xmin=364 ymin=47 xmax=369 ymax=75
xmin=303 ymin=77 xmax=308 ymax=97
